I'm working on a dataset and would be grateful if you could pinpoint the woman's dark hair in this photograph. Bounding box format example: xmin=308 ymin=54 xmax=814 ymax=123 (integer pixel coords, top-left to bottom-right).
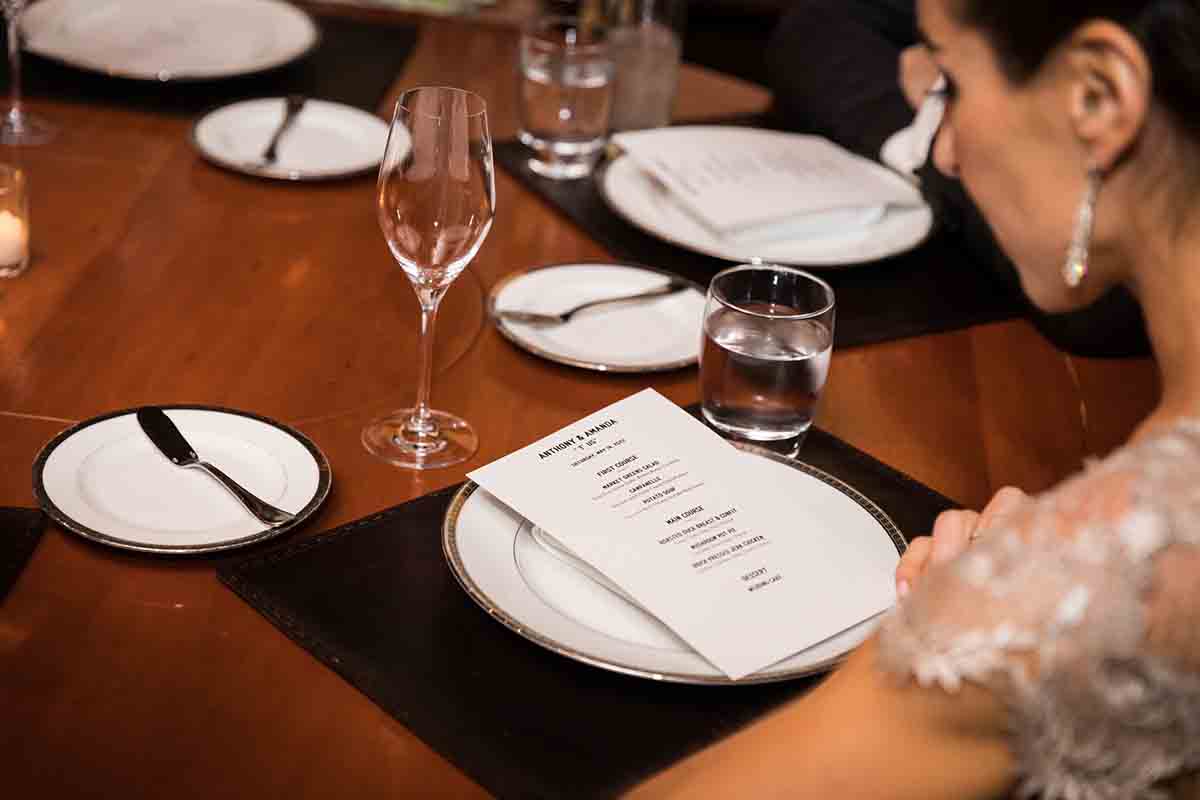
xmin=955 ymin=1 xmax=1200 ymax=134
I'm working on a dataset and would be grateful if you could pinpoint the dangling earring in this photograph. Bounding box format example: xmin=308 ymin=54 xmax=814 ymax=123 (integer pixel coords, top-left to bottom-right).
xmin=1063 ymin=168 xmax=1102 ymax=288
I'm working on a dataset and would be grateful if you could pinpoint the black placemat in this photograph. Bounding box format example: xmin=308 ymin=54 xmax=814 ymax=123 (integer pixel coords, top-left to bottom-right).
xmin=4 ymin=15 xmax=419 ymax=114
xmin=1 ymin=507 xmax=45 ymax=604
xmin=495 ymin=137 xmax=1031 ymax=350
xmin=219 ymin=415 xmax=956 ymax=799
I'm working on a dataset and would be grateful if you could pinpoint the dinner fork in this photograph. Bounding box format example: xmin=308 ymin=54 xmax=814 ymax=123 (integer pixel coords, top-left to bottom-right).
xmin=260 ymin=94 xmax=307 ymax=165
xmin=495 ymin=278 xmax=691 ymax=326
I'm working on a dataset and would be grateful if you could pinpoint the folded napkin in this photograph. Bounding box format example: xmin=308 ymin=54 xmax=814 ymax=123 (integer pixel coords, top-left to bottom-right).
xmin=1 ymin=507 xmax=46 ymax=604
xmin=612 ymin=127 xmax=922 ymax=244
xmin=880 ymin=74 xmax=947 ymax=182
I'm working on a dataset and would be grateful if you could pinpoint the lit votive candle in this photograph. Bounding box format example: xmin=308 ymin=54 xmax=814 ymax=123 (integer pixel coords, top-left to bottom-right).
xmin=0 ymin=209 xmax=29 ymax=276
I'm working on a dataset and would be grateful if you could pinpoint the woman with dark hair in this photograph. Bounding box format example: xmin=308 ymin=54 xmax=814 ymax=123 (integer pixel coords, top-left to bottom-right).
xmin=767 ymin=0 xmax=1152 ymax=358
xmin=630 ymin=2 xmax=1200 ymax=797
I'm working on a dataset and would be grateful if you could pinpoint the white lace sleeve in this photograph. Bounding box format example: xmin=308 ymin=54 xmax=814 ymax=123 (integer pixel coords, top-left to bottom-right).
xmin=878 ymin=421 xmax=1200 ymax=799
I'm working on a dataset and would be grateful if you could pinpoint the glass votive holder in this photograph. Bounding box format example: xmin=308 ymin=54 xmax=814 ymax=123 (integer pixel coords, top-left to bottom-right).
xmin=0 ymin=165 xmax=29 ymax=278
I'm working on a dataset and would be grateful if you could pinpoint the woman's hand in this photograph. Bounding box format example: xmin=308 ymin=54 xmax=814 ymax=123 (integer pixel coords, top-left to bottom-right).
xmin=898 ymin=44 xmax=940 ymax=109
xmin=895 ymin=486 xmax=1028 ymax=598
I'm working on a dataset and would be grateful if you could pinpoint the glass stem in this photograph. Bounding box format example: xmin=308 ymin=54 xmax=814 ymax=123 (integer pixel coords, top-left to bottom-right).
xmin=406 ymin=289 xmax=444 ymax=437
xmin=6 ymin=9 xmax=21 ymax=118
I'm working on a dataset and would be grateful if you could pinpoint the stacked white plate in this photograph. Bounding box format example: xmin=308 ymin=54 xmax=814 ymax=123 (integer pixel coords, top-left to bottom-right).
xmin=599 ymin=126 xmax=935 ymax=268
xmin=444 ymin=445 xmax=905 ymax=684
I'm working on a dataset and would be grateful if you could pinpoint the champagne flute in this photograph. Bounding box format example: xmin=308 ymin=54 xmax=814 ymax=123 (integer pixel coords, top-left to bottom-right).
xmin=0 ymin=0 xmax=53 ymax=145
xmin=363 ymin=86 xmax=495 ymax=469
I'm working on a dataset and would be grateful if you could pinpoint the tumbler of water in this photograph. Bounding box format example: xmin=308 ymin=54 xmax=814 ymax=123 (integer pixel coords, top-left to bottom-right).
xmin=605 ymin=0 xmax=684 ymax=131
xmin=699 ymin=264 xmax=836 ymax=454
xmin=517 ymin=15 xmax=614 ymax=180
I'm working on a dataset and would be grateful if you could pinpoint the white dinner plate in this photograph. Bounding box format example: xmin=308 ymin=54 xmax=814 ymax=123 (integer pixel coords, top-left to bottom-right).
xmin=443 ymin=445 xmax=906 ymax=684
xmin=23 ymin=0 xmax=319 ymax=82
xmin=33 ymin=406 xmax=332 ymax=554
xmin=488 ymin=262 xmax=707 ymax=372
xmin=598 ymin=146 xmax=934 ymax=269
xmin=192 ymin=98 xmax=392 ymax=181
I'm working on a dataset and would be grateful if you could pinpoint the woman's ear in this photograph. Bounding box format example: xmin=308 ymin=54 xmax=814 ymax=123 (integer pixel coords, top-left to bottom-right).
xmin=1061 ymin=20 xmax=1151 ymax=171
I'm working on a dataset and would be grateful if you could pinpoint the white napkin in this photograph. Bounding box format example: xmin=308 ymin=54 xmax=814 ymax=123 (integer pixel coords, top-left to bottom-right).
xmin=612 ymin=127 xmax=922 ymax=244
xmin=880 ymin=74 xmax=946 ymax=181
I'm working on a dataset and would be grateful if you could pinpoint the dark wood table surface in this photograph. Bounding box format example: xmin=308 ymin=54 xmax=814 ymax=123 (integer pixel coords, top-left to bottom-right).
xmin=0 ymin=11 xmax=1160 ymax=799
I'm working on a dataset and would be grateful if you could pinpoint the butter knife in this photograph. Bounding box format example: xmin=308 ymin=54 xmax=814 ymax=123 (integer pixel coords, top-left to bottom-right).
xmin=136 ymin=407 xmax=296 ymax=526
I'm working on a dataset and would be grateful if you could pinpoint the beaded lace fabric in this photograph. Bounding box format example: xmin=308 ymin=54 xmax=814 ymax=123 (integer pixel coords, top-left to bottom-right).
xmin=879 ymin=420 xmax=1200 ymax=799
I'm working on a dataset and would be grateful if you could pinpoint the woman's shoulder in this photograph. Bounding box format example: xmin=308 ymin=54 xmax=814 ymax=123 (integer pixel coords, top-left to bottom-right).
xmin=878 ymin=416 xmax=1200 ymax=799
xmin=1046 ymin=415 xmax=1200 ymax=547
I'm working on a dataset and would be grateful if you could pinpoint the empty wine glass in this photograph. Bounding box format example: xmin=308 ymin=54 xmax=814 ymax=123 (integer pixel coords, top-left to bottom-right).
xmin=0 ymin=0 xmax=53 ymax=145
xmin=362 ymin=86 xmax=495 ymax=469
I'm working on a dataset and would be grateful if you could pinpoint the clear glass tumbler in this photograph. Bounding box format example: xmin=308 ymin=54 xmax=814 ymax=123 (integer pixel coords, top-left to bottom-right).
xmin=605 ymin=0 xmax=685 ymax=131
xmin=0 ymin=163 xmax=29 ymax=277
xmin=517 ymin=15 xmax=614 ymax=180
xmin=699 ymin=264 xmax=836 ymax=454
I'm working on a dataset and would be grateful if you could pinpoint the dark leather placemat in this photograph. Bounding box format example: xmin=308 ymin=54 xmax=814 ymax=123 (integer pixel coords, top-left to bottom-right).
xmin=220 ymin=415 xmax=956 ymax=799
xmin=495 ymin=137 xmax=1031 ymax=350
xmin=3 ymin=15 xmax=419 ymax=114
xmin=0 ymin=507 xmax=45 ymax=604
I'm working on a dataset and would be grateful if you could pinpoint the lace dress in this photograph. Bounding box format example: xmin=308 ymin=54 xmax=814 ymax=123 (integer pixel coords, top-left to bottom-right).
xmin=879 ymin=419 xmax=1200 ymax=799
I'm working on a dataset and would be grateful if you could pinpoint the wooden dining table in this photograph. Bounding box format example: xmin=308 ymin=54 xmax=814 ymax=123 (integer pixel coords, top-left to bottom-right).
xmin=0 ymin=8 xmax=1161 ymax=799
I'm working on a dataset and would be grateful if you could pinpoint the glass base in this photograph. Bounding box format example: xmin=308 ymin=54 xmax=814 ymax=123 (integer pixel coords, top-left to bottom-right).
xmin=517 ymin=129 xmax=603 ymax=180
xmin=0 ymin=255 xmax=28 ymax=278
xmin=700 ymin=407 xmax=807 ymax=458
xmin=0 ymin=109 xmax=55 ymax=146
xmin=362 ymin=408 xmax=478 ymax=470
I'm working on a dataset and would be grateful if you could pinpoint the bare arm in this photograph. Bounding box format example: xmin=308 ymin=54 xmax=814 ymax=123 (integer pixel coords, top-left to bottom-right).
xmin=627 ymin=638 xmax=1014 ymax=800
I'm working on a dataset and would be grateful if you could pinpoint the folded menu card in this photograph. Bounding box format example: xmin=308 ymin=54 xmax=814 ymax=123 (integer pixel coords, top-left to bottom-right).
xmin=469 ymin=390 xmax=894 ymax=679
xmin=611 ymin=127 xmax=921 ymax=245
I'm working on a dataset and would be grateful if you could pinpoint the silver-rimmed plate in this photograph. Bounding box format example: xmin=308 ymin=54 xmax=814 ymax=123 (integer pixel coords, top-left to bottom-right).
xmin=192 ymin=98 xmax=392 ymax=182
xmin=443 ymin=445 xmax=905 ymax=685
xmin=33 ymin=406 xmax=332 ymax=555
xmin=597 ymin=140 xmax=934 ymax=269
xmin=23 ymin=0 xmax=320 ymax=83
xmin=488 ymin=262 xmax=707 ymax=373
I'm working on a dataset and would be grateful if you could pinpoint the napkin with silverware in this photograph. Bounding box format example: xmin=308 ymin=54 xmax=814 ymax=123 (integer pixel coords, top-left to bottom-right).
xmin=611 ymin=126 xmax=923 ymax=245
xmin=1 ymin=507 xmax=45 ymax=603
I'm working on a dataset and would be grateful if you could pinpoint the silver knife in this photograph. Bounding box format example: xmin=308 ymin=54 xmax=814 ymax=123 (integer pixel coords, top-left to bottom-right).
xmin=136 ymin=407 xmax=296 ymax=526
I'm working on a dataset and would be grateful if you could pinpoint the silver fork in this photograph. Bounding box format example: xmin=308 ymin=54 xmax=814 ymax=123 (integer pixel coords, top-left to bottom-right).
xmin=260 ymin=94 xmax=306 ymax=165
xmin=495 ymin=279 xmax=691 ymax=326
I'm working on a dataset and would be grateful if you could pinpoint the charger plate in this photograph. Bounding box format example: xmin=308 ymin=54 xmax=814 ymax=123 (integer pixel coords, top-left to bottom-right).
xmin=488 ymin=262 xmax=707 ymax=372
xmin=443 ymin=445 xmax=905 ymax=685
xmin=33 ymin=406 xmax=331 ymax=554
xmin=23 ymin=0 xmax=319 ymax=82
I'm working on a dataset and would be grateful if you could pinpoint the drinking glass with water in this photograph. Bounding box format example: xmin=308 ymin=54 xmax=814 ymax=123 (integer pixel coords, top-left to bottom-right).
xmin=699 ymin=264 xmax=836 ymax=454
xmin=517 ymin=15 xmax=614 ymax=180
xmin=606 ymin=0 xmax=684 ymax=131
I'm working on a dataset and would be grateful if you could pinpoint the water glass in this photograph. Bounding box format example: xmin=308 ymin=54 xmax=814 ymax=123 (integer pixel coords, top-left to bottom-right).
xmin=606 ymin=0 xmax=685 ymax=131
xmin=517 ymin=15 xmax=614 ymax=180
xmin=699 ymin=264 xmax=836 ymax=453
xmin=0 ymin=164 xmax=29 ymax=277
